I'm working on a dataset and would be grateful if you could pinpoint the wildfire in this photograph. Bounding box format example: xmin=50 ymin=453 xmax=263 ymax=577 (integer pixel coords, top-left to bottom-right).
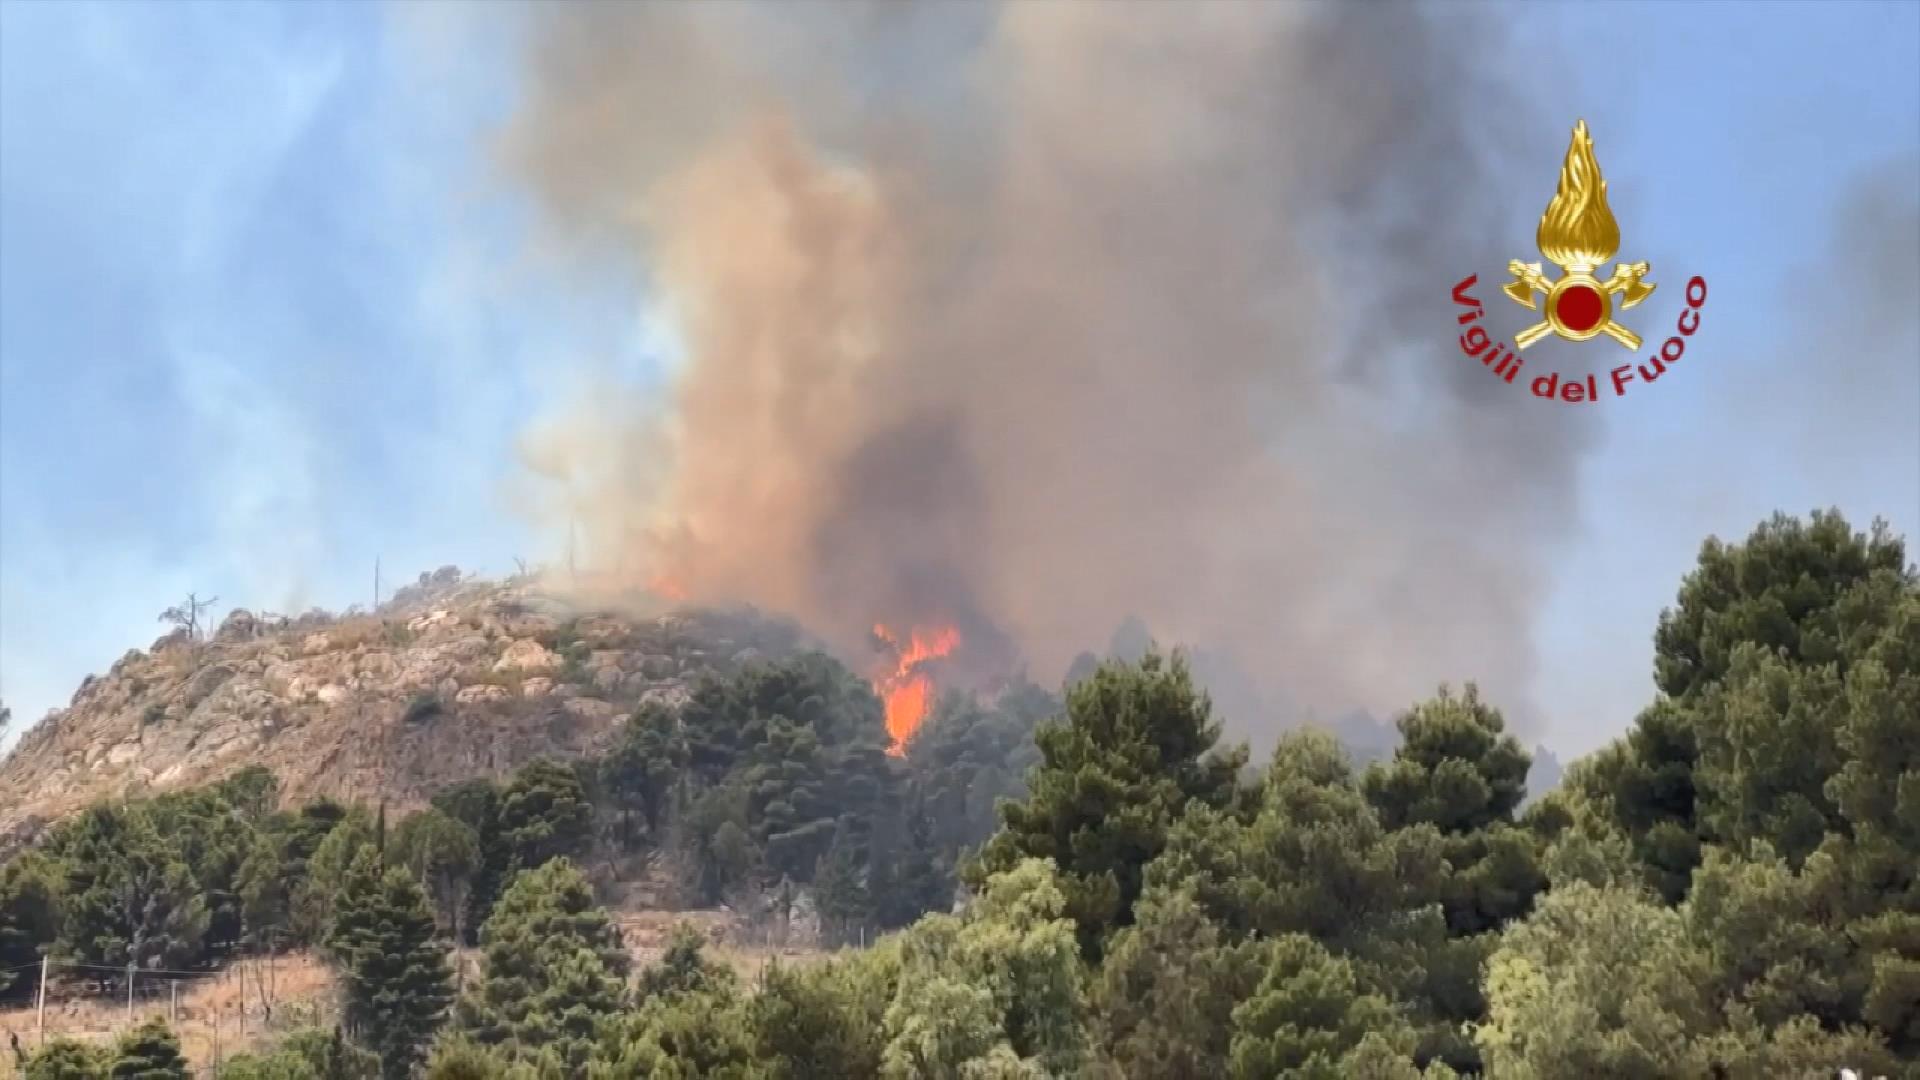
xmin=649 ymin=574 xmax=689 ymax=602
xmin=872 ymin=622 xmax=961 ymax=756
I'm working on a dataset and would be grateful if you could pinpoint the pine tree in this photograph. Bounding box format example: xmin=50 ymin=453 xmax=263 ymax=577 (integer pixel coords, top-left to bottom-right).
xmin=876 ymin=799 xmax=950 ymax=930
xmin=1363 ymin=684 xmax=1530 ymax=835
xmin=602 ymin=985 xmax=760 ymax=1079
xmin=0 ymin=851 xmax=60 ymax=1002
xmin=881 ymin=859 xmax=1089 ymax=1077
xmin=107 ymin=1018 xmax=189 ymax=1080
xmin=638 ymin=922 xmax=733 ymax=1001
xmin=603 ymin=701 xmax=689 ymax=847
xmin=1362 ymin=684 xmax=1544 ymax=935
xmin=432 ymin=779 xmax=507 ymax=944
xmin=294 ymin=810 xmax=377 ymax=945
xmin=498 ymin=759 xmax=593 ymax=873
xmin=392 ymin=808 xmax=480 ymax=939
xmin=1144 ymin=730 xmax=1475 ymax=1069
xmin=324 ymin=847 xmax=454 ymax=1079
xmin=1093 ymin=885 xmax=1267 ymax=1078
xmin=47 ymin=804 xmax=208 ymax=972
xmin=239 ymin=826 xmax=293 ymax=951
xmin=455 ymin=859 xmax=629 ymax=1071
xmin=812 ymin=822 xmax=872 ymax=946
xmin=144 ymin=787 xmax=252 ymax=957
xmin=1227 ymin=935 xmax=1411 ymax=1080
xmin=971 ymin=651 xmax=1246 ymax=959
xmin=214 ymin=765 xmax=281 ymax=822
xmin=905 ymin=689 xmax=1048 ymax=868
xmin=217 ymin=1026 xmax=378 ymax=1080
xmin=749 ymin=960 xmax=887 ymax=1080
xmin=748 ymin=718 xmax=837 ymax=885
xmin=1593 ymin=510 xmax=1914 ymax=897
xmin=23 ymin=1039 xmax=106 ymax=1080
xmin=707 ymin=817 xmax=759 ymax=905
xmin=423 ymin=1037 xmax=513 ymax=1080
xmin=303 ymin=1026 xmax=380 ymax=1080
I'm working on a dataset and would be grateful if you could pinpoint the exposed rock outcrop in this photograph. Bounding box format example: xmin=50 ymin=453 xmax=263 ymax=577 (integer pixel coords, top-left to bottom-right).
xmin=0 ymin=577 xmax=811 ymax=829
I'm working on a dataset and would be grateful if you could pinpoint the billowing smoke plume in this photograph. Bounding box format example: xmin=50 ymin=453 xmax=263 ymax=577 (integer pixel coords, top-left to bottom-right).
xmin=504 ymin=2 xmax=1592 ymax=737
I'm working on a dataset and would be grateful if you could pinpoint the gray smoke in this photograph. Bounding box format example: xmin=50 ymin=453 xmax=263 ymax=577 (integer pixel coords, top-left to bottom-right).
xmin=501 ymin=1 xmax=1593 ymax=738
xmin=1784 ymin=157 xmax=1920 ymax=465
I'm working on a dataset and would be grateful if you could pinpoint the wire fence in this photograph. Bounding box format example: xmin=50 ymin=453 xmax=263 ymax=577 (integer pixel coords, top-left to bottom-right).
xmin=1 ymin=927 xmax=819 ymax=1077
xmin=0 ymin=954 xmax=339 ymax=1078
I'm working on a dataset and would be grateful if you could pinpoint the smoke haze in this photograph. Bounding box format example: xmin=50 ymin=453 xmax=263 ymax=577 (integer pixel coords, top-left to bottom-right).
xmin=501 ymin=2 xmax=1596 ymax=738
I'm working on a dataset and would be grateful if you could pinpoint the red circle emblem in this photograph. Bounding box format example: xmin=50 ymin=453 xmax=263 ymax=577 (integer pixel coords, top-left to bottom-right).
xmin=1555 ymin=284 xmax=1604 ymax=333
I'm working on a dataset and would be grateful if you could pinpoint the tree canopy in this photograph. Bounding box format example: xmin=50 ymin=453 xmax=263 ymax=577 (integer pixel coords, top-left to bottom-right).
xmin=5 ymin=509 xmax=1913 ymax=1080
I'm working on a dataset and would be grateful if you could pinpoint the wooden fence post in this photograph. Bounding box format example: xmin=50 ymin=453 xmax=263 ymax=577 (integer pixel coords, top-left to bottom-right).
xmin=36 ymin=955 xmax=48 ymax=1047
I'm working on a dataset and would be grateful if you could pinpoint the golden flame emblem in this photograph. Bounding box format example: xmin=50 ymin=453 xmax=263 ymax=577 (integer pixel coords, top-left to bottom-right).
xmin=1503 ymin=120 xmax=1655 ymax=350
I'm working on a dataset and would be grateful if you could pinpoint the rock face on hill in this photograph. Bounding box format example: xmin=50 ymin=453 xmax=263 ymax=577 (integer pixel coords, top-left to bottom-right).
xmin=0 ymin=570 xmax=810 ymax=832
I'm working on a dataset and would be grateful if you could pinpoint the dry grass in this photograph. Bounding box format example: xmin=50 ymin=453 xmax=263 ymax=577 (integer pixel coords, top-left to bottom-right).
xmin=0 ymin=952 xmax=335 ymax=1075
xmin=615 ymin=909 xmax=834 ymax=985
xmin=319 ymin=615 xmax=401 ymax=653
xmin=0 ymin=916 xmax=839 ymax=1075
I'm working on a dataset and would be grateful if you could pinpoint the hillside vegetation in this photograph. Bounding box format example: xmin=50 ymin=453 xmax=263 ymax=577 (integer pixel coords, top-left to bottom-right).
xmin=1 ymin=509 xmax=1916 ymax=1078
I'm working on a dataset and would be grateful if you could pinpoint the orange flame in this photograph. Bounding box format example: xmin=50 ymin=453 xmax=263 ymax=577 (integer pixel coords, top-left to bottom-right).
xmin=872 ymin=622 xmax=961 ymax=756
xmin=649 ymin=574 xmax=689 ymax=602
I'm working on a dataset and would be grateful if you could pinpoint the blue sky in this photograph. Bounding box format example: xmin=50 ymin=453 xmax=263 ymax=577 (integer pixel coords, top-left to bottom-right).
xmin=1 ymin=1 xmax=1915 ymax=759
xmin=1507 ymin=0 xmax=1920 ymax=753
xmin=0 ymin=1 xmax=657 ymax=745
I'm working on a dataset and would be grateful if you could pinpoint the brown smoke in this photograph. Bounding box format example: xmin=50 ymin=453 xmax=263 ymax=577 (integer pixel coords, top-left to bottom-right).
xmin=500 ymin=2 xmax=1592 ymax=737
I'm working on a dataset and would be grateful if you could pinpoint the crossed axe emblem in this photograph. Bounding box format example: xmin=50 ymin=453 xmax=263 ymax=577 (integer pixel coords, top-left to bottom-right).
xmin=1503 ymin=260 xmax=1656 ymax=350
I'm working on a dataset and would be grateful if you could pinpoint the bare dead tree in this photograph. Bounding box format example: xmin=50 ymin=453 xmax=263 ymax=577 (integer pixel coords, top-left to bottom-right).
xmin=157 ymin=593 xmax=219 ymax=641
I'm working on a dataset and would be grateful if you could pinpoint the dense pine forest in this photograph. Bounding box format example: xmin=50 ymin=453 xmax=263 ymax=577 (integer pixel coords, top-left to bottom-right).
xmin=1 ymin=509 xmax=1916 ymax=1078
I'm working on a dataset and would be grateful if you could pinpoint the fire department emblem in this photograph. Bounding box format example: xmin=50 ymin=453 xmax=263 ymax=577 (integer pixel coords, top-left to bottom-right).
xmin=1503 ymin=120 xmax=1655 ymax=350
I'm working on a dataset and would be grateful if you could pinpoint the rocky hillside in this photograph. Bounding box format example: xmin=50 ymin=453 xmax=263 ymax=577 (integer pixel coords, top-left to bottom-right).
xmin=0 ymin=568 xmax=811 ymax=837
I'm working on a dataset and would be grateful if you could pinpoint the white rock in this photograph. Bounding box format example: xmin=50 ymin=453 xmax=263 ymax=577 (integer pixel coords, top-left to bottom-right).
xmin=575 ymin=616 xmax=629 ymax=645
xmin=455 ymin=683 xmax=510 ymax=705
xmin=503 ymin=613 xmax=560 ymax=639
xmin=212 ymin=734 xmax=260 ymax=760
xmin=494 ymin=639 xmax=562 ymax=674
xmin=562 ymin=697 xmax=618 ymax=723
xmin=357 ymin=652 xmax=398 ymax=679
xmin=786 ymin=889 xmax=822 ymax=947
xmin=446 ymin=636 xmax=491 ymax=663
xmin=640 ymin=685 xmax=691 ymax=711
xmin=408 ymin=609 xmax=457 ymax=634
xmin=521 ymin=677 xmax=554 ymax=699
xmin=400 ymin=657 xmax=456 ymax=690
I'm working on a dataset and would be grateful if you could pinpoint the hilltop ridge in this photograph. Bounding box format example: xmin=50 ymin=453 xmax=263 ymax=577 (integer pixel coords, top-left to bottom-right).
xmin=0 ymin=568 xmax=810 ymax=838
